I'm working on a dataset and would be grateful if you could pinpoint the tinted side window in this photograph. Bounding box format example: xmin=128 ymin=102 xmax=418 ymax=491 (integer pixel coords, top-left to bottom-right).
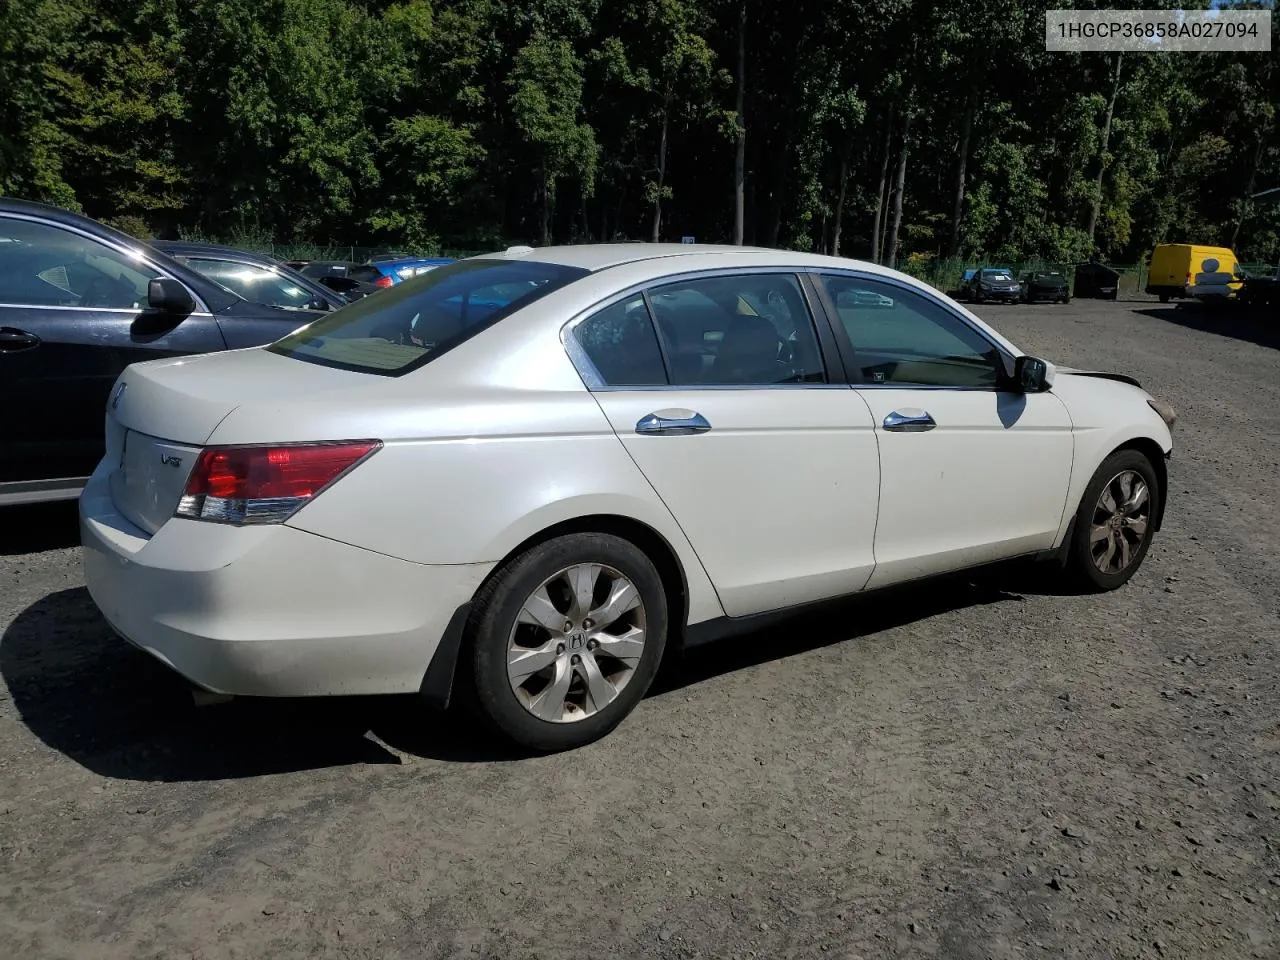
xmin=0 ymin=217 xmax=160 ymax=309
xmin=574 ymin=295 xmax=668 ymax=387
xmin=646 ymin=274 xmax=825 ymax=385
xmin=820 ymin=274 xmax=1001 ymax=388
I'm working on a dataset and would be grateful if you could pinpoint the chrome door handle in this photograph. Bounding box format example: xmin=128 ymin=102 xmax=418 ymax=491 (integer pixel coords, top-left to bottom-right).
xmin=882 ymin=409 xmax=936 ymax=432
xmin=635 ymin=410 xmax=712 ymax=436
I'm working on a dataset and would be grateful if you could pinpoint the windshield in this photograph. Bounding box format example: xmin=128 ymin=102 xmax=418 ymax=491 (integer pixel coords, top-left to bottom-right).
xmin=268 ymin=258 xmax=588 ymax=375
xmin=981 ymin=269 xmax=1014 ymax=281
xmin=182 ymin=257 xmax=324 ymax=311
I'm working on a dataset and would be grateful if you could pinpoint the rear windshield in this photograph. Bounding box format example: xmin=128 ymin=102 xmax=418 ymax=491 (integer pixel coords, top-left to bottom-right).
xmin=348 ymin=265 xmax=383 ymax=283
xmin=268 ymin=258 xmax=588 ymax=375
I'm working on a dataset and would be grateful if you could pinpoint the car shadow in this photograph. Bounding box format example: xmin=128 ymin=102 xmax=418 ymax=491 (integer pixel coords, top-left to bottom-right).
xmin=1135 ymin=303 xmax=1280 ymax=350
xmin=2 ymin=569 xmax=1051 ymax=781
xmin=1 ymin=501 xmax=82 ymax=556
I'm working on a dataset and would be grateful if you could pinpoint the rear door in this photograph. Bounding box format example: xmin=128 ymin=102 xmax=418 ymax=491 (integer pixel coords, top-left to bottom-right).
xmin=0 ymin=214 xmax=225 ymax=490
xmin=566 ymin=270 xmax=881 ymax=618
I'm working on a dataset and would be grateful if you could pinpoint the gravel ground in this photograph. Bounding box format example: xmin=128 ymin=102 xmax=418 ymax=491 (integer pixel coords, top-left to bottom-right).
xmin=1 ymin=299 xmax=1278 ymax=960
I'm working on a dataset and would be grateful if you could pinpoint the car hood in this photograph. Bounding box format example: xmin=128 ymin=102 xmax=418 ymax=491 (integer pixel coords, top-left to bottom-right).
xmin=1054 ymin=366 xmax=1142 ymax=388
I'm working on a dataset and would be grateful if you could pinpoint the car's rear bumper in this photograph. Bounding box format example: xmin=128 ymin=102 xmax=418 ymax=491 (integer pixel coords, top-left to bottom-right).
xmin=79 ymin=464 xmax=491 ymax=697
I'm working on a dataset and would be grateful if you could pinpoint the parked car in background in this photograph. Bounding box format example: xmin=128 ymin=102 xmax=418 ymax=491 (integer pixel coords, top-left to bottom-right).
xmin=81 ymin=243 xmax=1175 ymax=753
xmin=1073 ymin=262 xmax=1121 ymax=300
xmin=1020 ymin=271 xmax=1070 ymax=303
xmin=0 ymin=197 xmax=336 ymax=506
xmin=365 ymin=254 xmax=457 ymax=287
xmin=1145 ymin=243 xmax=1242 ymax=303
xmin=151 ymin=241 xmax=349 ymax=311
xmin=838 ymin=287 xmax=895 ymax=308
xmin=960 ymin=267 xmax=1022 ymax=303
xmin=1240 ymin=268 xmax=1280 ymax=317
xmin=284 ymin=260 xmax=384 ymax=301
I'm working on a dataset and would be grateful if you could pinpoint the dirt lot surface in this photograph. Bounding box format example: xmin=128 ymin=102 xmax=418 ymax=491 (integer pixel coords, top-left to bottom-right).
xmin=2 ymin=299 xmax=1278 ymax=960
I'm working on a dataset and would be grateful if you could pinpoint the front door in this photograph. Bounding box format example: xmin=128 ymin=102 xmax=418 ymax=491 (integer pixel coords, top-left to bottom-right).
xmin=816 ymin=272 xmax=1074 ymax=589
xmin=0 ymin=215 xmax=225 ymax=487
xmin=568 ymin=271 xmax=881 ymax=618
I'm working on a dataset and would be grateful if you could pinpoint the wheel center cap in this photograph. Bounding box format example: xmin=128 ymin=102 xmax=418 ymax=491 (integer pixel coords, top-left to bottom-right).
xmin=567 ymin=632 xmax=586 ymax=651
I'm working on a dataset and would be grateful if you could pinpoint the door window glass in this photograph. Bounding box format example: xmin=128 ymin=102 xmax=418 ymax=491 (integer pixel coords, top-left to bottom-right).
xmin=574 ymin=295 xmax=668 ymax=387
xmin=182 ymin=258 xmax=319 ymax=311
xmin=820 ymin=274 xmax=1002 ymax=388
xmin=0 ymin=217 xmax=160 ymax=309
xmin=646 ymin=274 xmax=825 ymax=385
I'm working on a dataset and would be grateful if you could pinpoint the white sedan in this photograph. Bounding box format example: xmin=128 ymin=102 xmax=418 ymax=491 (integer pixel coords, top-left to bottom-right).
xmin=80 ymin=245 xmax=1176 ymax=751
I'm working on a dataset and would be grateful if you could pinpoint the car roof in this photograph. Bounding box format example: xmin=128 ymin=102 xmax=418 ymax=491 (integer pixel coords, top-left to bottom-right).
xmin=466 ymin=243 xmax=932 ymax=278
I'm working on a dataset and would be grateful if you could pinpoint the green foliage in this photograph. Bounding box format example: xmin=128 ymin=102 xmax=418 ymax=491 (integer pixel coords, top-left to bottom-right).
xmin=0 ymin=0 xmax=1276 ymax=261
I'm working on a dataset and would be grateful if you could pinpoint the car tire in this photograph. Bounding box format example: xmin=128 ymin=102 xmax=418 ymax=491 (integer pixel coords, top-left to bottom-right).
xmin=1062 ymin=296 xmax=1070 ymax=304
xmin=1064 ymin=449 xmax=1161 ymax=593
xmin=463 ymin=532 xmax=669 ymax=752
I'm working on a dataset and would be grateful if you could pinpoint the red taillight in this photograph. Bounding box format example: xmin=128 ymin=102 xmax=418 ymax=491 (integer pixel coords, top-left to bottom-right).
xmin=374 ymin=275 xmax=393 ymax=288
xmin=177 ymin=440 xmax=381 ymax=524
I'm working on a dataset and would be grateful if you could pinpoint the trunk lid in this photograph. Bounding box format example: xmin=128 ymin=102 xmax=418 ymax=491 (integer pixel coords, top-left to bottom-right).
xmin=105 ymin=347 xmax=379 ymax=533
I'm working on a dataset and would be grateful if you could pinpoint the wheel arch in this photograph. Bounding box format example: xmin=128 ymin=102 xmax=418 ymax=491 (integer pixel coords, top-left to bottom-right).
xmin=421 ymin=511 xmax=704 ymax=711
xmin=1112 ymin=436 xmax=1169 ymax=532
xmin=481 ymin=514 xmax=694 ymax=653
xmin=1052 ymin=431 xmax=1171 ymax=563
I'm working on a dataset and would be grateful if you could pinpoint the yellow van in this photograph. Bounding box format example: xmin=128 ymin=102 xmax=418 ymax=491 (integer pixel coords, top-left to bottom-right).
xmin=1146 ymin=244 xmax=1242 ymax=303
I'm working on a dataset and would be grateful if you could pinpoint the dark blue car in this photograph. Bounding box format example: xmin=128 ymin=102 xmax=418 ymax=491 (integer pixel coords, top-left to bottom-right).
xmin=0 ymin=197 xmax=342 ymax=506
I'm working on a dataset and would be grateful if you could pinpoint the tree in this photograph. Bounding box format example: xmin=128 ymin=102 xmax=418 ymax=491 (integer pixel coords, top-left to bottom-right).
xmin=508 ymin=32 xmax=599 ymax=245
xmin=732 ymin=0 xmax=746 ymax=244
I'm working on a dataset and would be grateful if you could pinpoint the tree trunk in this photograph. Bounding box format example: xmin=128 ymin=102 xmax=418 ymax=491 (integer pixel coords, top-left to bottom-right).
xmin=733 ymin=1 xmax=746 ymax=245
xmin=540 ymin=173 xmax=552 ymax=246
xmin=871 ymin=103 xmax=894 ymax=263
xmin=1230 ymin=138 xmax=1264 ymax=250
xmin=651 ymin=96 xmax=670 ymax=243
xmin=831 ymin=156 xmax=848 ymax=256
xmin=948 ymin=89 xmax=977 ymax=258
xmin=1086 ymin=52 xmax=1123 ymax=248
xmin=885 ymin=110 xmax=912 ymax=270
xmin=766 ymin=129 xmax=790 ymax=247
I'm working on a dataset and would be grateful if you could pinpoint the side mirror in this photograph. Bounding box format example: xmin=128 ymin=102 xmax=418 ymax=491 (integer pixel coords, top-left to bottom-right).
xmin=1014 ymin=355 xmax=1053 ymax=393
xmin=306 ymin=296 xmax=333 ymax=312
xmin=147 ymin=277 xmax=195 ymax=315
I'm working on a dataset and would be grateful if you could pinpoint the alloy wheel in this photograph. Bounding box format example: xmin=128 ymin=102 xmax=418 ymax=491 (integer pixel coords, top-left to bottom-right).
xmin=1089 ymin=469 xmax=1151 ymax=574
xmin=506 ymin=563 xmax=647 ymax=723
